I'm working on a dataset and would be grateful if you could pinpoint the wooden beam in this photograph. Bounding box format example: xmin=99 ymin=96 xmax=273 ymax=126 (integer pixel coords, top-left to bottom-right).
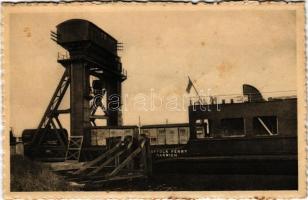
xmin=73 ymin=140 xmax=121 ymax=175
xmin=88 ymin=150 xmax=125 ymax=176
xmin=106 ymin=140 xmax=145 ymax=177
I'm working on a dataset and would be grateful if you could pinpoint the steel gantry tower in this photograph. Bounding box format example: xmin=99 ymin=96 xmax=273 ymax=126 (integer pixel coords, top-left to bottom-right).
xmin=28 ymin=19 xmax=127 ymax=160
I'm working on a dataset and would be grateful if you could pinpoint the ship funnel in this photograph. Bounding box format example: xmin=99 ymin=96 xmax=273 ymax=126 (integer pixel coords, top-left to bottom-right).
xmin=243 ymin=84 xmax=265 ymax=102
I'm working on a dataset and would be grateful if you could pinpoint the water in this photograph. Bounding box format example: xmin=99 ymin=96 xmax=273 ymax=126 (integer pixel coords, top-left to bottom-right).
xmin=83 ymin=173 xmax=298 ymax=191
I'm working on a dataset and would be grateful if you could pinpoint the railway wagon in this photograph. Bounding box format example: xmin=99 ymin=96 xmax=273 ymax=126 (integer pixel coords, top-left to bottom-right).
xmin=90 ymin=124 xmax=190 ymax=147
xmin=84 ymin=126 xmax=139 ymax=160
xmin=90 ymin=126 xmax=139 ymax=146
xmin=140 ymin=124 xmax=190 ymax=159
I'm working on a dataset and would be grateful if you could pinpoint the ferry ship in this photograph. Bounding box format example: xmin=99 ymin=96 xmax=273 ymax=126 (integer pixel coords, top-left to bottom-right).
xmin=140 ymin=84 xmax=297 ymax=175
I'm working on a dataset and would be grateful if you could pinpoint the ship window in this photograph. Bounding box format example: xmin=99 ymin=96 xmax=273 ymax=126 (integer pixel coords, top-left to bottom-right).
xmin=196 ymin=119 xmax=202 ymax=124
xmin=195 ymin=119 xmax=210 ymax=139
xmin=221 ymin=118 xmax=245 ymax=136
xmin=196 ymin=126 xmax=205 ymax=139
xmin=253 ymin=116 xmax=278 ymax=136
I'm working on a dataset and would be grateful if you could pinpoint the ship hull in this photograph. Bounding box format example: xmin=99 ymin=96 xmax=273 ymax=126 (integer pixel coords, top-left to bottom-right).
xmin=153 ymin=155 xmax=297 ymax=175
xmin=151 ymin=135 xmax=297 ymax=175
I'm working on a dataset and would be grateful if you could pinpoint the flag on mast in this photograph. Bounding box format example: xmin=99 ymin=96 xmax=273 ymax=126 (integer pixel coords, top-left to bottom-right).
xmin=186 ymin=76 xmax=193 ymax=93
xmin=186 ymin=76 xmax=202 ymax=101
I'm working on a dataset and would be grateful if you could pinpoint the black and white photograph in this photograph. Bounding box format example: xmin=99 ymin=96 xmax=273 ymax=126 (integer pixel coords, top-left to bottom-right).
xmin=2 ymin=2 xmax=306 ymax=198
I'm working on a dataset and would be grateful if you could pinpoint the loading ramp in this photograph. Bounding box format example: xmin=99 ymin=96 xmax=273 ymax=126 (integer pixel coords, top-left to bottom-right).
xmin=52 ymin=135 xmax=152 ymax=186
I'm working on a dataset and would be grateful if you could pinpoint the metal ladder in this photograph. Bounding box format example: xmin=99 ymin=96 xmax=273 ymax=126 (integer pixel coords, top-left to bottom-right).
xmin=65 ymin=136 xmax=83 ymax=162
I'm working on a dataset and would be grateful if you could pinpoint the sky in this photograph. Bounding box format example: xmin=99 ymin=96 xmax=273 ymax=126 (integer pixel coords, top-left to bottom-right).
xmin=6 ymin=5 xmax=297 ymax=136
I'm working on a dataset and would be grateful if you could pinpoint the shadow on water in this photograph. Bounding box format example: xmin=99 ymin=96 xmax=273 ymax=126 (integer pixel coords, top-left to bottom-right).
xmin=83 ymin=173 xmax=298 ymax=191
